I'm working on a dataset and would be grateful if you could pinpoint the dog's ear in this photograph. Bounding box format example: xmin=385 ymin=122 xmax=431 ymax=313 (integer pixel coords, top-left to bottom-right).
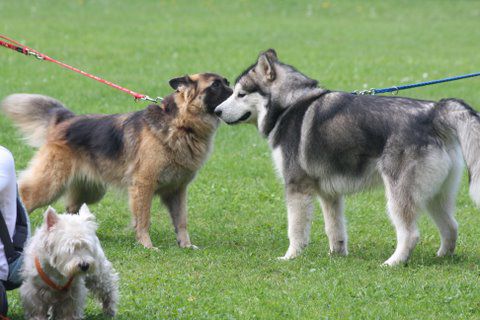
xmin=257 ymin=49 xmax=277 ymax=81
xmin=169 ymin=75 xmax=192 ymax=91
xmin=79 ymin=203 xmax=96 ymax=222
xmin=44 ymin=206 xmax=59 ymax=231
xmin=264 ymin=48 xmax=278 ymax=60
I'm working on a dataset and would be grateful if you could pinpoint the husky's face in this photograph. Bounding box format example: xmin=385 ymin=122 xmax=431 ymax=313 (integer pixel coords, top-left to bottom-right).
xmin=215 ymin=49 xmax=278 ymax=127
xmin=43 ymin=205 xmax=99 ymax=277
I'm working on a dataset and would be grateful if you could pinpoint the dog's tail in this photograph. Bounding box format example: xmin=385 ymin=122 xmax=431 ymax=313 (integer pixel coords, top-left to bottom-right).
xmin=1 ymin=94 xmax=74 ymax=147
xmin=436 ymin=98 xmax=480 ymax=206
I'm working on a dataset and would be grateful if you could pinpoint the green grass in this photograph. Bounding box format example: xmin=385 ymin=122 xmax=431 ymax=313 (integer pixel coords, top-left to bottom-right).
xmin=1 ymin=0 xmax=480 ymax=319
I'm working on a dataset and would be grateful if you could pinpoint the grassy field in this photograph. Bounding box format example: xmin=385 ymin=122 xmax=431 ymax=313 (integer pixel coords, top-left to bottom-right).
xmin=1 ymin=1 xmax=480 ymax=319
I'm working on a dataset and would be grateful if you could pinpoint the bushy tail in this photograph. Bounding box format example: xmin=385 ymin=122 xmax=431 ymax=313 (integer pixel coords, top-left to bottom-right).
xmin=437 ymin=98 xmax=480 ymax=206
xmin=1 ymin=94 xmax=74 ymax=147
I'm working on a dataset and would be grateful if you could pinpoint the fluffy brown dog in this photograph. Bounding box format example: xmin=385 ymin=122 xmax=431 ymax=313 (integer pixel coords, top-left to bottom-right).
xmin=1 ymin=73 xmax=232 ymax=248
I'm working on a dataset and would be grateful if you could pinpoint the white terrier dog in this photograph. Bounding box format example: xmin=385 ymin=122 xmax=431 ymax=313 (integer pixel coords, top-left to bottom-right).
xmin=20 ymin=204 xmax=119 ymax=319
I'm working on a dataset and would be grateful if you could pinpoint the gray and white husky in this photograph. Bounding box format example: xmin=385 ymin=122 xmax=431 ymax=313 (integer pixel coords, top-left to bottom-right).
xmin=215 ymin=49 xmax=480 ymax=266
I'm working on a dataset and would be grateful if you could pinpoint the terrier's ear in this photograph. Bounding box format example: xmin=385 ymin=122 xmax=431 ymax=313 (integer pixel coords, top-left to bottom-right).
xmin=79 ymin=203 xmax=96 ymax=221
xmin=257 ymin=49 xmax=277 ymax=81
xmin=44 ymin=206 xmax=59 ymax=231
xmin=169 ymin=75 xmax=192 ymax=90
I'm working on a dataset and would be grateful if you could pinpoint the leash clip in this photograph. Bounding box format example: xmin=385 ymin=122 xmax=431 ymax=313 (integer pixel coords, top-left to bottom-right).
xmin=354 ymin=88 xmax=376 ymax=95
xmin=26 ymin=50 xmax=44 ymax=60
xmin=135 ymin=95 xmax=164 ymax=103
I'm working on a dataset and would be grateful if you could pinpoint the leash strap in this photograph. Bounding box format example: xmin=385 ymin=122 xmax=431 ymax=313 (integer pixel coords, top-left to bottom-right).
xmin=0 ymin=35 xmax=162 ymax=103
xmin=353 ymin=72 xmax=480 ymax=95
xmin=0 ymin=209 xmax=18 ymax=264
xmin=34 ymin=256 xmax=74 ymax=291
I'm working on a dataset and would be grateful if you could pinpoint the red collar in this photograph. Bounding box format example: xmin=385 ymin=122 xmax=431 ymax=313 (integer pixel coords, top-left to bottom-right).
xmin=34 ymin=256 xmax=75 ymax=291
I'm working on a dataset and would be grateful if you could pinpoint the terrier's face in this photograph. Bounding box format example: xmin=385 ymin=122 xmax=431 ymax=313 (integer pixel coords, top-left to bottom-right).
xmin=43 ymin=205 xmax=99 ymax=277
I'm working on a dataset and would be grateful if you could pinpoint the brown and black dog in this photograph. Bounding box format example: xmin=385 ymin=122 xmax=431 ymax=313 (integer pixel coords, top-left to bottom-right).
xmin=1 ymin=73 xmax=232 ymax=249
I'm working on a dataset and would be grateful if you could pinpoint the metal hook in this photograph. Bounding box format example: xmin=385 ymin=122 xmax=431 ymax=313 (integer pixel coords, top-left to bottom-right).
xmin=26 ymin=50 xmax=44 ymax=60
xmin=137 ymin=95 xmax=163 ymax=103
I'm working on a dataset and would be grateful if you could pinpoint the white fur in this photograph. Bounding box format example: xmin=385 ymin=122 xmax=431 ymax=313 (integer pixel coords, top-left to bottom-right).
xmin=215 ymin=84 xmax=267 ymax=127
xmin=319 ymin=195 xmax=348 ymax=255
xmin=279 ymin=190 xmax=314 ymax=260
xmin=20 ymin=205 xmax=119 ymax=319
xmin=271 ymin=146 xmax=284 ymax=178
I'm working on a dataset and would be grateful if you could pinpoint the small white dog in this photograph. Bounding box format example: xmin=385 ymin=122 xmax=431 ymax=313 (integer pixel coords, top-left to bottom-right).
xmin=20 ymin=204 xmax=119 ymax=319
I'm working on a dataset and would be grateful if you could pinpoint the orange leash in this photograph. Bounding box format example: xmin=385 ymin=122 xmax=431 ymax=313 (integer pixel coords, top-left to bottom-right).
xmin=0 ymin=34 xmax=162 ymax=103
xmin=34 ymin=256 xmax=74 ymax=291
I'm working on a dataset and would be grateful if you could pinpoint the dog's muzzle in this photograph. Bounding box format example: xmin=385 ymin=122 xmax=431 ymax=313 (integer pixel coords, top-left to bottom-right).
xmin=79 ymin=262 xmax=90 ymax=272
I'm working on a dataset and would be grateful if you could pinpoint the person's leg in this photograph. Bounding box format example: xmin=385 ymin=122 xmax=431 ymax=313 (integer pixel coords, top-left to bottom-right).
xmin=0 ymin=281 xmax=7 ymax=317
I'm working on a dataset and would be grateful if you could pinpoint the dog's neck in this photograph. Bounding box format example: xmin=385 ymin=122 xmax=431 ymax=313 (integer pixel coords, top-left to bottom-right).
xmin=34 ymin=256 xmax=75 ymax=291
xmin=260 ymin=87 xmax=329 ymax=137
xmin=277 ymin=86 xmax=327 ymax=109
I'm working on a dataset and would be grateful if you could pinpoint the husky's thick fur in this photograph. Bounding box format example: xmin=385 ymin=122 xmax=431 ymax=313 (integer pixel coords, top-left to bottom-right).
xmin=215 ymin=49 xmax=480 ymax=265
xmin=21 ymin=205 xmax=118 ymax=319
xmin=2 ymin=73 xmax=232 ymax=249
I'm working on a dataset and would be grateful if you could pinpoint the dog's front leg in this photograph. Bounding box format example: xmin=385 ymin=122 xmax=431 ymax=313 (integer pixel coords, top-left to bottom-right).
xmin=161 ymin=186 xmax=197 ymax=249
xmin=319 ymin=195 xmax=348 ymax=255
xmin=50 ymin=289 xmax=86 ymax=320
xmin=20 ymin=283 xmax=50 ymax=320
xmin=129 ymin=183 xmax=155 ymax=248
xmin=279 ymin=186 xmax=314 ymax=260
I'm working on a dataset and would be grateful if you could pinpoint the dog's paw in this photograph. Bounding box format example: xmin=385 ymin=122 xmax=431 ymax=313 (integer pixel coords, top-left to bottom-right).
xmin=328 ymin=248 xmax=348 ymax=256
xmin=277 ymin=255 xmax=294 ymax=261
xmin=277 ymin=247 xmax=302 ymax=260
xmin=382 ymin=258 xmax=406 ymax=267
xmin=179 ymin=243 xmax=199 ymax=250
xmin=137 ymin=234 xmax=155 ymax=249
xmin=436 ymin=246 xmax=455 ymax=258
xmin=103 ymin=307 xmax=116 ymax=318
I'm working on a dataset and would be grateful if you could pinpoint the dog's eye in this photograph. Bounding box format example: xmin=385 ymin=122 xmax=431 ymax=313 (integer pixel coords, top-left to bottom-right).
xmin=211 ymin=80 xmax=221 ymax=88
xmin=237 ymin=93 xmax=246 ymax=98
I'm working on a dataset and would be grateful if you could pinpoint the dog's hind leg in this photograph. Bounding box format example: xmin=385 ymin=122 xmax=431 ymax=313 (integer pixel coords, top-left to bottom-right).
xmin=19 ymin=145 xmax=73 ymax=213
xmin=279 ymin=186 xmax=314 ymax=260
xmin=64 ymin=179 xmax=106 ymax=213
xmin=382 ymin=176 xmax=421 ymax=266
xmin=161 ymin=186 xmax=196 ymax=249
xmin=319 ymin=194 xmax=348 ymax=255
xmin=129 ymin=182 xmax=155 ymax=248
xmin=427 ymin=192 xmax=458 ymax=257
xmin=426 ymin=154 xmax=462 ymax=257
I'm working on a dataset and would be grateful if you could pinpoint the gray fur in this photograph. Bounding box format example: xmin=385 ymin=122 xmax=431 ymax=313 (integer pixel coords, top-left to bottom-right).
xmin=215 ymin=49 xmax=480 ymax=265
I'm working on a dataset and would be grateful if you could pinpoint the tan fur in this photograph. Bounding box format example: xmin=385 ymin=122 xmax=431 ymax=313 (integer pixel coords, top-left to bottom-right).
xmin=4 ymin=73 xmax=232 ymax=248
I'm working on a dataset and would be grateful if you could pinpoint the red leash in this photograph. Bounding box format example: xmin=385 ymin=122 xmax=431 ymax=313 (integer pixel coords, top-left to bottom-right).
xmin=0 ymin=34 xmax=162 ymax=103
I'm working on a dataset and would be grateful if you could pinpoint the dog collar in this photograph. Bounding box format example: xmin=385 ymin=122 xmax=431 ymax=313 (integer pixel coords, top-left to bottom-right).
xmin=34 ymin=256 xmax=75 ymax=291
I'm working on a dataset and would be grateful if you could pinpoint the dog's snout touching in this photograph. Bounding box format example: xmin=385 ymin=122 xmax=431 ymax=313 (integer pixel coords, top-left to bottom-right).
xmin=79 ymin=262 xmax=90 ymax=272
xmin=214 ymin=109 xmax=222 ymax=117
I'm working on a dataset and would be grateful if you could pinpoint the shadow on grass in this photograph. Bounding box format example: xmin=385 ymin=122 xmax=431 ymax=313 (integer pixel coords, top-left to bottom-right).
xmin=346 ymin=240 xmax=476 ymax=268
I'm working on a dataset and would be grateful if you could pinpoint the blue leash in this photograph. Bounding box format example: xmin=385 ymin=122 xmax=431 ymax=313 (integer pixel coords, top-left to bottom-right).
xmin=353 ymin=71 xmax=480 ymax=95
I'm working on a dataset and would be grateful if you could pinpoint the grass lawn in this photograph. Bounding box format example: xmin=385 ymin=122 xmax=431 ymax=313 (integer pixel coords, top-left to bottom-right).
xmin=1 ymin=1 xmax=480 ymax=319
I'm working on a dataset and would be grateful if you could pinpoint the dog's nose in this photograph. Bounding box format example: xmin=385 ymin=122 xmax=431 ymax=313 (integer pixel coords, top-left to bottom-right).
xmin=79 ymin=262 xmax=90 ymax=272
xmin=214 ymin=109 xmax=222 ymax=117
